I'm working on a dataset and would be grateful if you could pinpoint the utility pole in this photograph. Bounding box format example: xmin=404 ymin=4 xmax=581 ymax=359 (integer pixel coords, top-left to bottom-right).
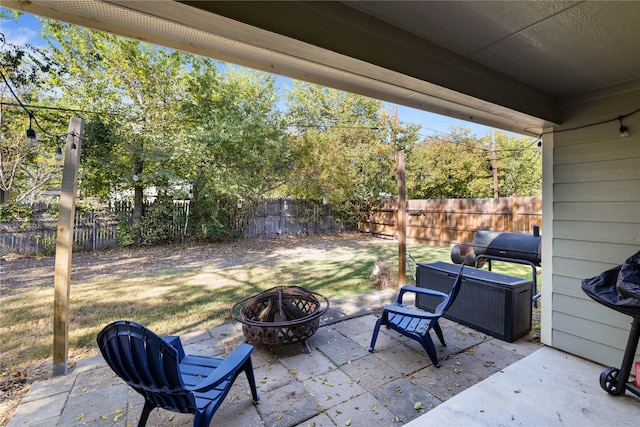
xmin=491 ymin=132 xmax=499 ymax=199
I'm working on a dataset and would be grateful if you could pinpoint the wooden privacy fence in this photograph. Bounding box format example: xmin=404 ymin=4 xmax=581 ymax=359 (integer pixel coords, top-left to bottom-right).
xmin=2 ymin=197 xmax=541 ymax=256
xmin=244 ymin=199 xmax=346 ymax=237
xmin=359 ymin=196 xmax=542 ymax=246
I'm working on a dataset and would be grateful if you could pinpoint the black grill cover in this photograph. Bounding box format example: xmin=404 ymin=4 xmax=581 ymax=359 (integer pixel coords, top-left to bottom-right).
xmin=582 ymin=250 xmax=640 ymax=317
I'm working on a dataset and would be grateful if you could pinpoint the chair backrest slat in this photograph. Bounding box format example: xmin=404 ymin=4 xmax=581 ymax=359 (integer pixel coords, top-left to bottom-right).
xmin=435 ymin=266 xmax=464 ymax=314
xmin=97 ymin=321 xmax=187 ymax=403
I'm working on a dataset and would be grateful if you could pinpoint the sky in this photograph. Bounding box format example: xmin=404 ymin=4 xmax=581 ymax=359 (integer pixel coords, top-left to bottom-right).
xmin=1 ymin=9 xmax=501 ymax=139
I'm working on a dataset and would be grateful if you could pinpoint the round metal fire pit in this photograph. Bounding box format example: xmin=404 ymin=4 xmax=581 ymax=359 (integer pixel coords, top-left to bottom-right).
xmin=231 ymin=286 xmax=329 ymax=346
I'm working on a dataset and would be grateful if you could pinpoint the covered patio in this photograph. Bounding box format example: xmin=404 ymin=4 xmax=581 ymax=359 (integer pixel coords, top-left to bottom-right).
xmin=4 ymin=1 xmax=640 ymax=424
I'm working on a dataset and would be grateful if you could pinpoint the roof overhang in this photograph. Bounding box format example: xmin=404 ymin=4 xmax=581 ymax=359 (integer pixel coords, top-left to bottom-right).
xmin=10 ymin=1 xmax=637 ymax=136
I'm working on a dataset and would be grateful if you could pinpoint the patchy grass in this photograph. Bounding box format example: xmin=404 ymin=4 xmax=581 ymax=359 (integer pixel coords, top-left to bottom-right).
xmin=1 ymin=237 xmax=535 ymax=375
xmin=0 ymin=234 xmax=536 ymax=426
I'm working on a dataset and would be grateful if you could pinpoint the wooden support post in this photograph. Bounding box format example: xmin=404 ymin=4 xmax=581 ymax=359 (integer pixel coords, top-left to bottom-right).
xmin=397 ymin=150 xmax=406 ymax=286
xmin=53 ymin=118 xmax=84 ymax=376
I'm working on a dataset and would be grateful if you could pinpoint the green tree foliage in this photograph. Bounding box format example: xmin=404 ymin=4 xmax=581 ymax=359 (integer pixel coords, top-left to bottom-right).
xmin=282 ymin=82 xmax=420 ymax=224
xmin=490 ymin=132 xmax=542 ymax=197
xmin=181 ymin=63 xmax=290 ymax=239
xmin=41 ymin=21 xmax=193 ymax=203
xmin=407 ymin=128 xmax=541 ymax=199
xmin=183 ymin=64 xmax=289 ymax=200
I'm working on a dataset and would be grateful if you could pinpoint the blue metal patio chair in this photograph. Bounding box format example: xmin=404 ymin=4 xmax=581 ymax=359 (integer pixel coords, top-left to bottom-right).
xmin=97 ymin=320 xmax=259 ymax=427
xmin=368 ymin=265 xmax=464 ymax=367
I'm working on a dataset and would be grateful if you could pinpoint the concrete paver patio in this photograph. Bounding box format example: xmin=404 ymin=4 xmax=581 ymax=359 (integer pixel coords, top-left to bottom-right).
xmin=9 ymin=288 xmax=637 ymax=427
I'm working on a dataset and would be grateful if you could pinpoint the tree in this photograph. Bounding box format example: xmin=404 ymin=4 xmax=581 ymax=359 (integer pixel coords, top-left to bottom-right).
xmin=407 ymin=128 xmax=541 ymax=199
xmin=41 ymin=22 xmax=196 ymax=241
xmin=488 ymin=131 xmax=542 ymax=197
xmin=0 ymin=25 xmax=59 ymax=205
xmin=181 ymin=62 xmax=290 ymax=238
xmin=283 ymin=82 xmax=420 ymax=224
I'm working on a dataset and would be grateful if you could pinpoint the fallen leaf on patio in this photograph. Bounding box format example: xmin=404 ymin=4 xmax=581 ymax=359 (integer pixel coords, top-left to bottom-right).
xmin=277 ymin=414 xmax=283 ymax=420
xmin=371 ymin=404 xmax=376 ymax=411
xmin=114 ymin=413 xmax=124 ymax=422
xmin=169 ymin=414 xmax=175 ymax=421
xmin=414 ymin=401 xmax=423 ymax=410
xmin=514 ymin=389 xmax=521 ymax=393
xmin=427 ymin=381 xmax=436 ymax=386
xmin=395 ymin=386 xmax=401 ymax=392
xmin=345 ymin=419 xmax=351 ymax=426
xmin=100 ymin=415 xmax=109 ymax=420
xmin=76 ymin=413 xmax=85 ymax=421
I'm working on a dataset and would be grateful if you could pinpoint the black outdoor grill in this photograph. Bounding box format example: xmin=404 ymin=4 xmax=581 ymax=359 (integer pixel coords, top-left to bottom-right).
xmin=582 ymin=251 xmax=640 ymax=398
xmin=451 ymin=226 xmax=542 ymax=304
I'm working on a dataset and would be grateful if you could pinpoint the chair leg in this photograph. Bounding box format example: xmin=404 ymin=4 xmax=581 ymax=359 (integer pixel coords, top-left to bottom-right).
xmin=433 ymin=321 xmax=446 ymax=347
xmin=243 ymin=358 xmax=260 ymax=402
xmin=194 ymin=408 xmax=215 ymax=427
xmin=418 ymin=335 xmax=441 ymax=368
xmin=137 ymin=400 xmax=154 ymax=427
xmin=368 ymin=317 xmax=383 ymax=352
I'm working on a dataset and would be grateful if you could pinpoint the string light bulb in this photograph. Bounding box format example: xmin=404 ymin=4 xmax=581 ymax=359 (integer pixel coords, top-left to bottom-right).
xmin=26 ymin=114 xmax=37 ymax=142
xmin=55 ymin=146 xmax=63 ymax=161
xmin=619 ymin=117 xmax=630 ymax=138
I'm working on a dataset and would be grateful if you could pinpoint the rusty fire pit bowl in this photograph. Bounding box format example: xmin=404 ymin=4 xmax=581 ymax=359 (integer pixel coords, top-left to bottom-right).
xmin=231 ymin=286 xmax=329 ymax=346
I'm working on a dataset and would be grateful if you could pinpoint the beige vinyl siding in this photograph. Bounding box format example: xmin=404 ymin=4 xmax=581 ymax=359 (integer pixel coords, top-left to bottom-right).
xmin=548 ymin=81 xmax=640 ymax=367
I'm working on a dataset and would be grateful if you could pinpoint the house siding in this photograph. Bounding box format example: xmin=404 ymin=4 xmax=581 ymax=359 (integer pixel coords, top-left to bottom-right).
xmin=546 ymin=80 xmax=640 ymax=368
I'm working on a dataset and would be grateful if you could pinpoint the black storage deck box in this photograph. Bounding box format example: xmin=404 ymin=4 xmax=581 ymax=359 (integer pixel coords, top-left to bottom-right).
xmin=415 ymin=261 xmax=532 ymax=342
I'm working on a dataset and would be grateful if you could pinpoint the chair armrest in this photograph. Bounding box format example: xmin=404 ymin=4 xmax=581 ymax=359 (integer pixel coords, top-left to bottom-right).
xmin=397 ymin=285 xmax=448 ymax=304
xmin=383 ymin=303 xmax=440 ymax=320
xmin=185 ymin=343 xmax=253 ymax=393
